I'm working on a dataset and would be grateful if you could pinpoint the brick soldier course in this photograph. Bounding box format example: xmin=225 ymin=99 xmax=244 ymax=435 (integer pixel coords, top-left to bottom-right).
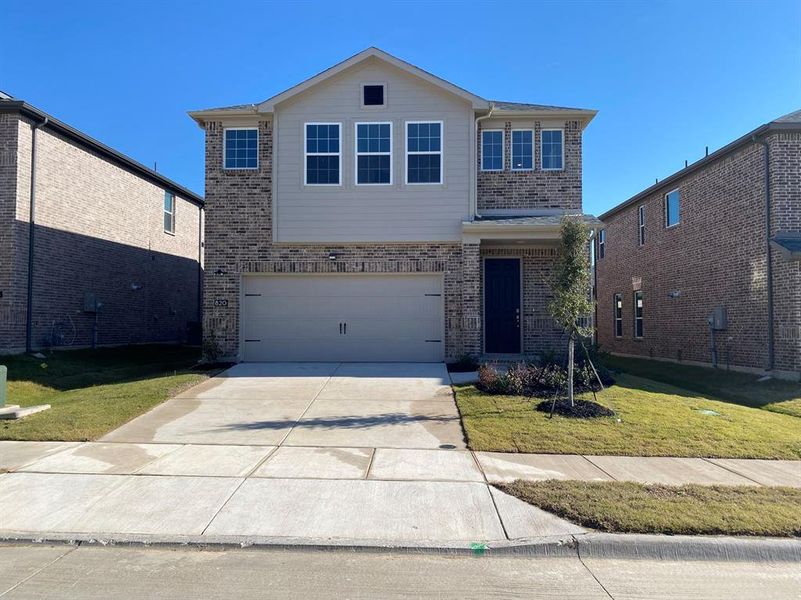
xmin=0 ymin=93 xmax=204 ymax=354
xmin=596 ymin=110 xmax=801 ymax=379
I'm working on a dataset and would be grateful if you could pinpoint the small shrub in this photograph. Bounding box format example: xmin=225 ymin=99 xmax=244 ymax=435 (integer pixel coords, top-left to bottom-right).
xmin=447 ymin=354 xmax=480 ymax=373
xmin=202 ymin=330 xmax=223 ymax=362
xmin=478 ymin=364 xmax=503 ymax=394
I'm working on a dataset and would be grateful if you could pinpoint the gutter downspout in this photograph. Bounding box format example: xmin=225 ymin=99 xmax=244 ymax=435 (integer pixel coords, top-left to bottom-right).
xmin=25 ymin=116 xmax=48 ymax=353
xmin=472 ymin=103 xmax=495 ymax=219
xmin=754 ymin=134 xmax=774 ymax=372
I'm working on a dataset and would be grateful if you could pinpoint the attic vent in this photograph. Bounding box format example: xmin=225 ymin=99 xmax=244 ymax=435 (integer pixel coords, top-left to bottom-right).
xmin=363 ymin=84 xmax=385 ymax=106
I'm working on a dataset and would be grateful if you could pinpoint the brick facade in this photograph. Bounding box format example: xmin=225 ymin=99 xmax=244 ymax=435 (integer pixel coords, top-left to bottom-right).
xmin=203 ymin=120 xmax=489 ymax=360
xmin=0 ymin=110 xmax=203 ymax=353
xmin=477 ymin=120 xmax=582 ymax=212
xmin=596 ymin=130 xmax=801 ymax=378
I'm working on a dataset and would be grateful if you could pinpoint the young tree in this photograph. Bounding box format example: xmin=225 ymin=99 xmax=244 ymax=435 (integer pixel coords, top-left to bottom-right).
xmin=548 ymin=217 xmax=594 ymax=407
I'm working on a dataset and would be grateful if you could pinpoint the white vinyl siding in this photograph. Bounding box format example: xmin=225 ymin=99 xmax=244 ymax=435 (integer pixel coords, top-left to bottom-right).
xmin=274 ymin=61 xmax=471 ymax=242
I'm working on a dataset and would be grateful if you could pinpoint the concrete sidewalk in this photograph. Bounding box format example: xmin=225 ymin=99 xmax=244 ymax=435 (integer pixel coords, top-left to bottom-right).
xmin=1 ymin=362 xmax=799 ymax=550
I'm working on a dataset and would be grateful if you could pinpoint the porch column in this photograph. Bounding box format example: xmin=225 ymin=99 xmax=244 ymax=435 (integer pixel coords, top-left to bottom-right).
xmin=461 ymin=240 xmax=482 ymax=355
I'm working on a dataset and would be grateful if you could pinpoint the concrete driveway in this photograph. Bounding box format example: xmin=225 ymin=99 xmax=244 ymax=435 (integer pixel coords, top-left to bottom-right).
xmin=101 ymin=362 xmax=465 ymax=448
xmin=0 ymin=363 xmax=581 ymax=545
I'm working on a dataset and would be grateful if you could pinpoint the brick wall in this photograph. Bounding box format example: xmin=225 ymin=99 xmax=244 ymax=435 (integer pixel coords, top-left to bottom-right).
xmin=477 ymin=120 xmax=582 ymax=212
xmin=1 ymin=114 xmax=202 ymax=352
xmin=0 ymin=113 xmax=25 ymax=350
xmin=597 ymin=134 xmax=800 ymax=375
xmin=202 ymin=119 xmax=485 ymax=360
xmin=768 ymin=131 xmax=801 ymax=372
xmin=481 ymin=247 xmax=566 ymax=356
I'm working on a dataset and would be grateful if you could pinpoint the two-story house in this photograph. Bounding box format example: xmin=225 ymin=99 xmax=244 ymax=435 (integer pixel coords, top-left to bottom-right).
xmin=190 ymin=48 xmax=598 ymax=362
xmin=596 ymin=110 xmax=801 ymax=379
xmin=1 ymin=92 xmax=204 ymax=354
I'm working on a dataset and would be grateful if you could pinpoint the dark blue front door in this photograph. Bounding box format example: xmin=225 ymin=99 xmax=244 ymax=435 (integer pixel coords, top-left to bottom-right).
xmin=484 ymin=258 xmax=521 ymax=353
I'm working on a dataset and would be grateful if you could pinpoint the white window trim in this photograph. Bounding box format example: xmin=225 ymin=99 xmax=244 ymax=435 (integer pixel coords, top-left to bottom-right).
xmin=540 ymin=128 xmax=565 ymax=171
xmin=163 ymin=191 xmax=175 ymax=235
xmin=633 ymin=290 xmax=644 ymax=339
xmin=360 ymin=82 xmax=387 ymax=109
xmin=510 ymin=128 xmax=534 ymax=172
xmin=354 ymin=122 xmax=392 ymax=186
xmin=598 ymin=229 xmax=605 ymax=259
xmin=480 ymin=129 xmax=504 ymax=172
xmin=304 ymin=122 xmax=342 ymax=187
xmin=405 ymin=120 xmax=444 ymax=185
xmin=638 ymin=205 xmax=646 ymax=246
xmin=613 ymin=293 xmax=623 ymax=338
xmin=223 ymin=127 xmax=259 ymax=170
xmin=665 ymin=188 xmax=681 ymax=228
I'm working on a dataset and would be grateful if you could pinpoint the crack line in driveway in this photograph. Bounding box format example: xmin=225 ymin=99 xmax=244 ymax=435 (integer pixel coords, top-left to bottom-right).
xmin=0 ymin=545 xmax=77 ymax=598
xmin=276 ymin=362 xmax=344 ymax=447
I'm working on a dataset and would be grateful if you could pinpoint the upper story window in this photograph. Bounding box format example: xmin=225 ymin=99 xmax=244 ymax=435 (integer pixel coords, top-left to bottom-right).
xmin=665 ymin=189 xmax=680 ymax=227
xmin=481 ymin=130 xmax=503 ymax=171
xmin=638 ymin=205 xmax=646 ymax=246
xmin=356 ymin=122 xmax=392 ymax=185
xmin=598 ymin=229 xmax=606 ymax=259
xmin=224 ymin=128 xmax=258 ymax=169
xmin=163 ymin=192 xmax=175 ymax=234
xmin=541 ymin=129 xmax=564 ymax=170
xmin=305 ymin=123 xmax=341 ymax=185
xmin=362 ymin=84 xmax=385 ymax=107
xmin=511 ymin=129 xmax=533 ymax=171
xmin=406 ymin=121 xmax=442 ymax=184
xmin=633 ymin=290 xmax=644 ymax=338
xmin=613 ymin=293 xmax=623 ymax=338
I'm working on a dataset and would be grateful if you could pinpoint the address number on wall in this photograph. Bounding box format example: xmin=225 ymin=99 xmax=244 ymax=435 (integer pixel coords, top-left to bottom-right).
xmin=213 ymin=299 xmax=229 ymax=307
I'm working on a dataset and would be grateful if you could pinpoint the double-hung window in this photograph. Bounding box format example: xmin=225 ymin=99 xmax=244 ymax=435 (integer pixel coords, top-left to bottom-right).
xmin=638 ymin=205 xmax=646 ymax=246
xmin=406 ymin=121 xmax=442 ymax=184
xmin=481 ymin=130 xmax=503 ymax=171
xmin=224 ymin=128 xmax=258 ymax=169
xmin=633 ymin=290 xmax=644 ymax=338
xmin=541 ymin=129 xmax=563 ymax=170
xmin=511 ymin=129 xmax=533 ymax=171
xmin=665 ymin=189 xmax=680 ymax=227
xmin=613 ymin=293 xmax=623 ymax=338
xmin=598 ymin=229 xmax=606 ymax=259
xmin=355 ymin=123 xmax=391 ymax=185
xmin=163 ymin=192 xmax=175 ymax=234
xmin=305 ymin=123 xmax=341 ymax=185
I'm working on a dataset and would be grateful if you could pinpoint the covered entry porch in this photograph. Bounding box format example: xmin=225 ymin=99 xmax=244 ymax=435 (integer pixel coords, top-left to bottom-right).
xmin=462 ymin=214 xmax=601 ymax=358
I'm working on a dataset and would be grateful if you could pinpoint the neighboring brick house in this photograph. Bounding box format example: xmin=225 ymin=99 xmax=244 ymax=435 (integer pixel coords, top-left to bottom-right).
xmin=0 ymin=92 xmax=204 ymax=354
xmin=596 ymin=110 xmax=801 ymax=379
xmin=189 ymin=48 xmax=598 ymax=362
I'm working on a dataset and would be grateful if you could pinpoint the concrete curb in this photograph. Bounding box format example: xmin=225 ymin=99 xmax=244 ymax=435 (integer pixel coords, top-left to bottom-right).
xmin=1 ymin=531 xmax=799 ymax=561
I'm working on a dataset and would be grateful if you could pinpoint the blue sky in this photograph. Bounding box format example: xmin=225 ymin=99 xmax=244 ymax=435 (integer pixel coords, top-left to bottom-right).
xmin=2 ymin=0 xmax=799 ymax=215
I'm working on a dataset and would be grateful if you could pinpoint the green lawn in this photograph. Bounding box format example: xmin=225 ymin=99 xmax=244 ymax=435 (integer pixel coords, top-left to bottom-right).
xmin=455 ymin=373 xmax=801 ymax=458
xmin=603 ymin=355 xmax=801 ymax=418
xmin=1 ymin=345 xmax=210 ymax=441
xmin=499 ymin=480 xmax=801 ymax=537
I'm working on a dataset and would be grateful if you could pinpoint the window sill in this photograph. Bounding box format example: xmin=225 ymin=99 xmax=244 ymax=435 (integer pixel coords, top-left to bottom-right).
xmin=665 ymin=223 xmax=680 ymax=230
xmin=164 ymin=230 xmax=176 ymax=236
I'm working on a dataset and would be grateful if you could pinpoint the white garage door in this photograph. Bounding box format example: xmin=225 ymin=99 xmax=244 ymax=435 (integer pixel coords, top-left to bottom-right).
xmin=241 ymin=274 xmax=444 ymax=362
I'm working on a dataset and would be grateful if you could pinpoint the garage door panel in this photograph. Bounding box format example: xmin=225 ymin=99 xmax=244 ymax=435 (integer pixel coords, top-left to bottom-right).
xmin=241 ymin=275 xmax=444 ymax=362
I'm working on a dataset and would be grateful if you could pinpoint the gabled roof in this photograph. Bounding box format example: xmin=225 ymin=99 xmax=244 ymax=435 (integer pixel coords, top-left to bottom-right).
xmin=599 ymin=108 xmax=801 ymax=221
xmin=188 ymin=47 xmax=597 ymax=127
xmin=258 ymin=47 xmax=488 ymax=112
xmin=0 ymin=93 xmax=203 ymax=206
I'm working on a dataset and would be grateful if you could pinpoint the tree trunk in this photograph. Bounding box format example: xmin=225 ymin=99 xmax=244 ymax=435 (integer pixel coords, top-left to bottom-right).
xmin=567 ymin=334 xmax=575 ymax=408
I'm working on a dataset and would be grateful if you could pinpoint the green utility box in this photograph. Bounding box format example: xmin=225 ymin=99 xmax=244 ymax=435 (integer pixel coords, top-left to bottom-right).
xmin=0 ymin=365 xmax=6 ymax=408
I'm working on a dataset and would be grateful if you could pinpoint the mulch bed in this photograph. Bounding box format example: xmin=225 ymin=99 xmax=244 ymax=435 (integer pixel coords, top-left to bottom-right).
xmin=535 ymin=398 xmax=615 ymax=418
